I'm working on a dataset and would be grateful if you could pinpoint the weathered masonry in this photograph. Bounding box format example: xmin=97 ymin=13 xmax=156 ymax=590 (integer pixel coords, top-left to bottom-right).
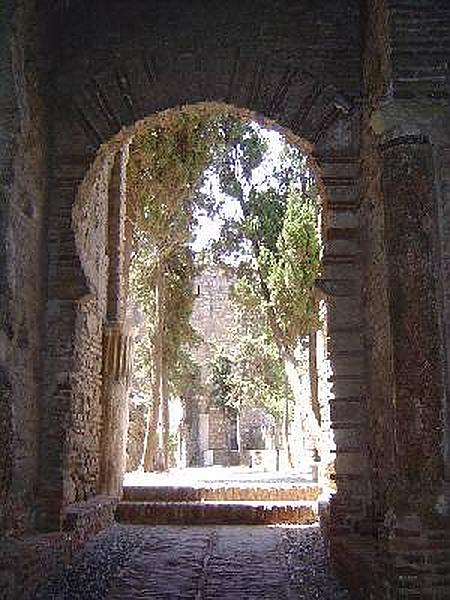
xmin=1 ymin=1 xmax=450 ymax=598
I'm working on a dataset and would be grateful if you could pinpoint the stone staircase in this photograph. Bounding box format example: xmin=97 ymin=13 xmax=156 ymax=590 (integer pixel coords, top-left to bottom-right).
xmin=116 ymin=484 xmax=320 ymax=526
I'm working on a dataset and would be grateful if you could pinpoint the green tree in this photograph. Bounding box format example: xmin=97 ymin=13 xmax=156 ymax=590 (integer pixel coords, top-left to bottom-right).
xmin=209 ymin=322 xmax=291 ymax=425
xmin=209 ymin=135 xmax=322 ymax=459
xmin=128 ymin=111 xmax=218 ymax=471
xmin=127 ymin=109 xmax=320 ymax=471
xmin=127 ymin=109 xmax=265 ymax=470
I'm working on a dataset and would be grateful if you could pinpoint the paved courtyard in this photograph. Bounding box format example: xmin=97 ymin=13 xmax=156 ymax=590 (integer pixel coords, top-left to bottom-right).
xmin=124 ymin=466 xmax=317 ymax=490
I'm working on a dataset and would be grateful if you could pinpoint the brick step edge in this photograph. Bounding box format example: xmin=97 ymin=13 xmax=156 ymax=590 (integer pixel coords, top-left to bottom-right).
xmin=122 ymin=485 xmax=319 ymax=503
xmin=116 ymin=501 xmax=317 ymax=525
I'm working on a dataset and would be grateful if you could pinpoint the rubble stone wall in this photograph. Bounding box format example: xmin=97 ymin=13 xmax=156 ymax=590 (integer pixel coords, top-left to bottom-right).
xmin=68 ymin=156 xmax=113 ymax=504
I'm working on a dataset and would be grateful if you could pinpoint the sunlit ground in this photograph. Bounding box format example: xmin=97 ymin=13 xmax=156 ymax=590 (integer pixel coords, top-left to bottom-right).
xmin=124 ymin=465 xmax=315 ymax=488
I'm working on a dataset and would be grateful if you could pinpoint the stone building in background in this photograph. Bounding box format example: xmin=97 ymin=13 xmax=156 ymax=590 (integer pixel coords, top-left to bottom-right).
xmin=185 ymin=264 xmax=279 ymax=467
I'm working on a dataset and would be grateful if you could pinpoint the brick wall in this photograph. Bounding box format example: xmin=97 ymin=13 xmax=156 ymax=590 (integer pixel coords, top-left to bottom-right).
xmin=326 ymin=2 xmax=450 ymax=597
xmin=389 ymin=0 xmax=450 ymax=101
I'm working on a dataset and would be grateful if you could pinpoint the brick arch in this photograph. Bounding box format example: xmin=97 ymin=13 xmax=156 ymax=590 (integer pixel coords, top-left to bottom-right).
xmin=65 ymin=59 xmax=352 ymax=153
xmin=40 ymin=50 xmax=368 ymax=531
xmin=50 ymin=52 xmax=360 ymax=292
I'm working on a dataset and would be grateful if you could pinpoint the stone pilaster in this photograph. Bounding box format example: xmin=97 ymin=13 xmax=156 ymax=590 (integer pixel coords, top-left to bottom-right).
xmin=376 ymin=135 xmax=449 ymax=599
xmin=99 ymin=321 xmax=134 ymax=496
xmin=99 ymin=143 xmax=133 ymax=497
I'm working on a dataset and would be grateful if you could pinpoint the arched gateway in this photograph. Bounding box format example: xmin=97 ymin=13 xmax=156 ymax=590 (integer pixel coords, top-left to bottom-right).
xmin=1 ymin=1 xmax=450 ymax=598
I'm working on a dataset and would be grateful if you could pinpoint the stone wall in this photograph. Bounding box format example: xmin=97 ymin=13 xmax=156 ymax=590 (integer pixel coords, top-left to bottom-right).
xmin=191 ymin=265 xmax=239 ymax=368
xmin=40 ymin=0 xmax=369 ymax=525
xmin=69 ymin=155 xmax=112 ymax=503
xmin=0 ymin=496 xmax=117 ymax=599
xmin=188 ymin=266 xmax=239 ymax=464
xmin=240 ymin=407 xmax=275 ymax=451
xmin=188 ymin=266 xmax=280 ymax=464
xmin=189 ymin=267 xmax=292 ymax=465
xmin=0 ymin=0 xmax=47 ymax=536
xmin=325 ymin=1 xmax=450 ymax=597
xmin=367 ymin=0 xmax=450 ymax=529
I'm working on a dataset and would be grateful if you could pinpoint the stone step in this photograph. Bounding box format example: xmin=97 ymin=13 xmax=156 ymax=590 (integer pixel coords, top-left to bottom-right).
xmin=116 ymin=500 xmax=317 ymax=526
xmin=122 ymin=485 xmax=320 ymax=503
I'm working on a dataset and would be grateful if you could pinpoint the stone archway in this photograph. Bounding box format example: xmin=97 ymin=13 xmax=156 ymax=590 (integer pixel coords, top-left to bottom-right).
xmin=10 ymin=1 xmax=446 ymax=597
xmin=40 ymin=41 xmax=368 ymax=537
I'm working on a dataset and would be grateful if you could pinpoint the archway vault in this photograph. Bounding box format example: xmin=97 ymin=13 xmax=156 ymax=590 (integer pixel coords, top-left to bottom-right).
xmin=40 ymin=29 xmax=368 ymax=542
xmin=50 ymin=51 xmax=363 ymax=298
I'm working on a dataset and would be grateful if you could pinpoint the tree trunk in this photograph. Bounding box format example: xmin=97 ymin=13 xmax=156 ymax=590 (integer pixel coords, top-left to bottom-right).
xmin=142 ymin=366 xmax=160 ymax=471
xmin=249 ymin=239 xmax=322 ymax=459
xmin=309 ymin=332 xmax=321 ymax=425
xmin=143 ymin=258 xmax=164 ymax=471
xmin=161 ymin=355 xmax=170 ymax=470
xmin=283 ymin=378 xmax=294 ymax=468
xmin=281 ymin=349 xmax=322 ymax=454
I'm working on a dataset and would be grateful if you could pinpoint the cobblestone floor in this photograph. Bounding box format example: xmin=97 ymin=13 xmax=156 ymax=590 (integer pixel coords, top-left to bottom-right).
xmin=34 ymin=524 xmax=353 ymax=600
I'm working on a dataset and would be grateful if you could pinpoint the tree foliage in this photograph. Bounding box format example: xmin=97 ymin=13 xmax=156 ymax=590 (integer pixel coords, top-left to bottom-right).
xmin=126 ymin=109 xmax=268 ymax=469
xmin=128 ymin=111 xmax=217 ymax=238
xmin=204 ymin=125 xmax=323 ymax=456
xmin=209 ymin=130 xmax=322 ymax=352
xmin=127 ymin=109 xmax=272 ymax=376
xmin=127 ymin=110 xmax=222 ymax=470
xmin=208 ymin=322 xmax=292 ymax=424
xmin=126 ymin=107 xmax=323 ymax=468
xmin=130 ymin=244 xmax=199 ymax=385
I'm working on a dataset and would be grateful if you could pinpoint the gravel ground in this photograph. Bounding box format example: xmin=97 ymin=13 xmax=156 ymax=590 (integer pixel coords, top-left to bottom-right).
xmin=33 ymin=526 xmax=148 ymax=600
xmin=33 ymin=524 xmax=353 ymax=600
xmin=283 ymin=526 xmax=352 ymax=600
